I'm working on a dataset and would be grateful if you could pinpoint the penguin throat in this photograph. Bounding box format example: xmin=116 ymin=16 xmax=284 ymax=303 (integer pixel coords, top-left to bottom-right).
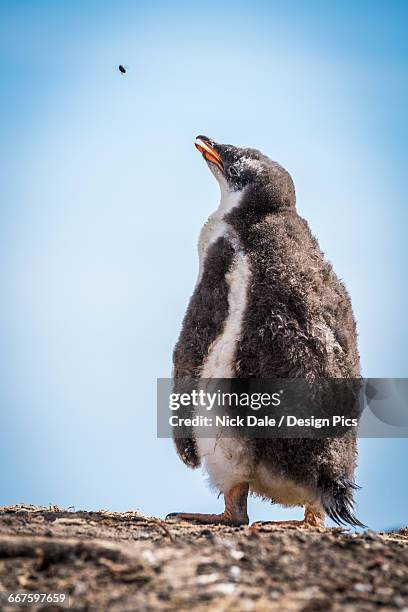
xmin=217 ymin=185 xmax=245 ymax=216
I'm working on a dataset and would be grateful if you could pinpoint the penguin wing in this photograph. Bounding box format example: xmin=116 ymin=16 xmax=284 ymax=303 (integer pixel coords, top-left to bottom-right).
xmin=233 ymin=212 xmax=360 ymax=379
xmin=174 ymin=436 xmax=200 ymax=469
xmin=171 ymin=237 xmax=236 ymax=469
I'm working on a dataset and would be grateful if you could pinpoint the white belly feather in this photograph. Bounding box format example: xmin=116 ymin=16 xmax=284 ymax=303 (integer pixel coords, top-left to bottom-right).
xmin=201 ymin=251 xmax=251 ymax=379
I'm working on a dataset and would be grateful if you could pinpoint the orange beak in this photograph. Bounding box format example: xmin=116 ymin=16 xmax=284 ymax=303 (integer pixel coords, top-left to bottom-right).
xmin=194 ymin=137 xmax=224 ymax=173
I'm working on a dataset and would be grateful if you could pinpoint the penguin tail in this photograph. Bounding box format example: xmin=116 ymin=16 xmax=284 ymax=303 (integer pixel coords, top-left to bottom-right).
xmin=319 ymin=477 xmax=366 ymax=528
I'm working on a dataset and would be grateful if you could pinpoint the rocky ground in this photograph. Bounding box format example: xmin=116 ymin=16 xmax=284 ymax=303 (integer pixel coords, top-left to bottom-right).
xmin=0 ymin=506 xmax=407 ymax=611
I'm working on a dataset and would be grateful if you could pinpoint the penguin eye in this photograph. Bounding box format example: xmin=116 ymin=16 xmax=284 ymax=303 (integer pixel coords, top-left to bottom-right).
xmin=228 ymin=165 xmax=240 ymax=178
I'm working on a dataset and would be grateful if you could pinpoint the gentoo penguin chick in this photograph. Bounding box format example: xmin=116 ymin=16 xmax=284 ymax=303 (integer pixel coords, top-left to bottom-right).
xmin=168 ymin=136 xmax=363 ymax=528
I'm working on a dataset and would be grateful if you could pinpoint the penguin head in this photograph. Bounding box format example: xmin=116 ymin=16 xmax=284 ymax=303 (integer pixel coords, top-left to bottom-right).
xmin=195 ymin=135 xmax=295 ymax=209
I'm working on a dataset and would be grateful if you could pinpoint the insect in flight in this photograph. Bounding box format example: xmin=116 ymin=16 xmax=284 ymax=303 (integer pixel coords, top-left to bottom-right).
xmin=118 ymin=65 xmax=127 ymax=75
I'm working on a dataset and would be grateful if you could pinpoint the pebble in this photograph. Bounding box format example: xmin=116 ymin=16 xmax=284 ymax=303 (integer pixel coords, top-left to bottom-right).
xmin=353 ymin=583 xmax=372 ymax=593
xmin=362 ymin=529 xmax=382 ymax=542
xmin=230 ymin=565 xmax=241 ymax=579
xmin=197 ymin=573 xmax=219 ymax=585
xmin=214 ymin=582 xmax=236 ymax=595
xmin=230 ymin=549 xmax=245 ymax=560
xmin=141 ymin=550 xmax=157 ymax=566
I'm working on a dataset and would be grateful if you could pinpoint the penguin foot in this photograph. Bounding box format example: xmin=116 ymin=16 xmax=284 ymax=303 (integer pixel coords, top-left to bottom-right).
xmin=166 ymin=482 xmax=249 ymax=526
xmin=166 ymin=512 xmax=248 ymax=526
xmin=251 ymin=505 xmax=325 ymax=530
xmin=304 ymin=504 xmax=325 ymax=527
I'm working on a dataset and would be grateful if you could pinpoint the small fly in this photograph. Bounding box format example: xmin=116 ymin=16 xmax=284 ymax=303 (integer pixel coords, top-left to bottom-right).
xmin=118 ymin=65 xmax=126 ymax=75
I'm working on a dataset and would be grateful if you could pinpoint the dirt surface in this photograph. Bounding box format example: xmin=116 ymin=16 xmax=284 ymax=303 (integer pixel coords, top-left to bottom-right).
xmin=0 ymin=506 xmax=407 ymax=611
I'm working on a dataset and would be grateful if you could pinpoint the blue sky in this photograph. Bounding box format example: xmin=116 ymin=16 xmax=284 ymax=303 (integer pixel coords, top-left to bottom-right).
xmin=0 ymin=0 xmax=407 ymax=529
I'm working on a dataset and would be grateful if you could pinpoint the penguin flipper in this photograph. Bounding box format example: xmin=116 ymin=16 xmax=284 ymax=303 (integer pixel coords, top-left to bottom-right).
xmin=174 ymin=437 xmax=200 ymax=469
